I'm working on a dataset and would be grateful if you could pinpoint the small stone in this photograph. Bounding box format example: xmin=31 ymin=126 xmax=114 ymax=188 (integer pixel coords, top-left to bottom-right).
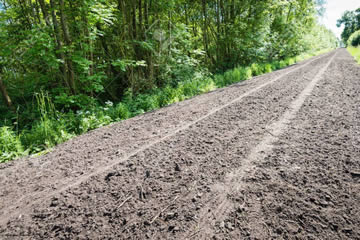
xmin=165 ymin=212 xmax=177 ymax=221
xmin=236 ymin=207 xmax=245 ymax=213
xmin=122 ymin=219 xmax=127 ymax=225
xmin=219 ymin=221 xmax=225 ymax=228
xmin=342 ymin=228 xmax=352 ymax=233
xmin=226 ymin=222 xmax=234 ymax=230
xmin=175 ymin=163 xmax=181 ymax=172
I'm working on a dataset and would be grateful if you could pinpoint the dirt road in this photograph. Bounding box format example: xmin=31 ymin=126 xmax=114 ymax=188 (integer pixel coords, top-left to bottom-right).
xmin=1 ymin=49 xmax=359 ymax=239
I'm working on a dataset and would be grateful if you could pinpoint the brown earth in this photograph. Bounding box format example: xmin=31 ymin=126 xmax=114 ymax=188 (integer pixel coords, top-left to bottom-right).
xmin=0 ymin=49 xmax=359 ymax=239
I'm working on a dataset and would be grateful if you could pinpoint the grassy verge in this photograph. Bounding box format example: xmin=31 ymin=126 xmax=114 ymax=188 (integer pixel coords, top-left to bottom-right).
xmin=348 ymin=46 xmax=360 ymax=64
xmin=0 ymin=48 xmax=333 ymax=163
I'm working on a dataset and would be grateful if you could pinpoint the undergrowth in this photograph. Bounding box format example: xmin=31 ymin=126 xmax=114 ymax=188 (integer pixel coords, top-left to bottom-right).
xmin=0 ymin=48 xmax=333 ymax=163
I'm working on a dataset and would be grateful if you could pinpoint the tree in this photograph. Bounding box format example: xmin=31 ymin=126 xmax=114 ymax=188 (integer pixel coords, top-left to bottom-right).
xmin=337 ymin=8 xmax=360 ymax=45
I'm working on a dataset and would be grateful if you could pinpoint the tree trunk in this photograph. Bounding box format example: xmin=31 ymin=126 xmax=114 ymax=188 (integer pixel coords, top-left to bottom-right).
xmin=144 ymin=0 xmax=149 ymax=29
xmin=59 ymin=0 xmax=76 ymax=94
xmin=202 ymin=0 xmax=210 ymax=59
xmin=132 ymin=0 xmax=137 ymax=39
xmin=50 ymin=0 xmax=73 ymax=93
xmin=138 ymin=0 xmax=143 ymax=35
xmin=38 ymin=0 xmax=51 ymax=26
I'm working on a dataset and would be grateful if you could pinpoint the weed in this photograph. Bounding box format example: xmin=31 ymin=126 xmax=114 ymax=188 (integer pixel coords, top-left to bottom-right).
xmin=0 ymin=126 xmax=24 ymax=162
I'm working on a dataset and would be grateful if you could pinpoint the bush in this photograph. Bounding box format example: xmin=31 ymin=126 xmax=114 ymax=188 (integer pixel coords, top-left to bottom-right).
xmin=158 ymin=86 xmax=180 ymax=107
xmin=132 ymin=94 xmax=160 ymax=113
xmin=285 ymin=58 xmax=295 ymax=65
xmin=250 ymin=63 xmax=262 ymax=76
xmin=199 ymin=78 xmax=216 ymax=93
xmin=181 ymin=80 xmax=201 ymax=97
xmin=110 ymin=103 xmax=131 ymax=120
xmin=348 ymin=30 xmax=360 ymax=47
xmin=279 ymin=60 xmax=287 ymax=68
xmin=264 ymin=64 xmax=273 ymax=73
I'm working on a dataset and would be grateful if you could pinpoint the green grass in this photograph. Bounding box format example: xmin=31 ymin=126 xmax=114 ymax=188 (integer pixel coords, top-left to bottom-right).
xmin=0 ymin=48 xmax=334 ymax=163
xmin=348 ymin=46 xmax=360 ymax=64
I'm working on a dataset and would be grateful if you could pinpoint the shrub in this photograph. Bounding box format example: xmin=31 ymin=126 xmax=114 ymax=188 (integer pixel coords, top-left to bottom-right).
xmin=264 ymin=64 xmax=273 ymax=73
xmin=158 ymin=86 xmax=179 ymax=107
xmin=270 ymin=61 xmax=280 ymax=70
xmin=181 ymin=80 xmax=200 ymax=97
xmin=348 ymin=30 xmax=360 ymax=47
xmin=241 ymin=67 xmax=253 ymax=80
xmin=132 ymin=94 xmax=160 ymax=112
xmin=105 ymin=102 xmax=131 ymax=121
xmin=199 ymin=78 xmax=216 ymax=93
xmin=214 ymin=74 xmax=226 ymax=88
xmin=250 ymin=63 xmax=262 ymax=76
xmin=286 ymin=58 xmax=295 ymax=65
xmin=279 ymin=60 xmax=287 ymax=68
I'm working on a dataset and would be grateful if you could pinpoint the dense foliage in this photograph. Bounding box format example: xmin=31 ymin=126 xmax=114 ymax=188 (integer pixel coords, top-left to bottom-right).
xmin=0 ymin=0 xmax=338 ymax=162
xmin=337 ymin=8 xmax=360 ymax=45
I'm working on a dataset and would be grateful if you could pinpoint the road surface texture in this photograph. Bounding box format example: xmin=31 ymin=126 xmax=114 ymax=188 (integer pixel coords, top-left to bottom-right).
xmin=1 ymin=49 xmax=359 ymax=239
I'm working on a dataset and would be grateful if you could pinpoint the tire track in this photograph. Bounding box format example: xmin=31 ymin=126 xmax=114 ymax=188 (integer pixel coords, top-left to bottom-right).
xmin=189 ymin=51 xmax=338 ymax=239
xmin=0 ymin=52 xmax=332 ymax=227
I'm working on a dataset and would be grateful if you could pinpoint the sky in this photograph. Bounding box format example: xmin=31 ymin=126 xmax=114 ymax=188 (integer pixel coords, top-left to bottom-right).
xmin=321 ymin=0 xmax=359 ymax=38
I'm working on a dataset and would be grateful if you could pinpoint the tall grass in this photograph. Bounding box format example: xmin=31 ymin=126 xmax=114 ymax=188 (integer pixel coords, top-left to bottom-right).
xmin=0 ymin=48 xmax=334 ymax=163
xmin=348 ymin=47 xmax=360 ymax=64
xmin=19 ymin=92 xmax=74 ymax=155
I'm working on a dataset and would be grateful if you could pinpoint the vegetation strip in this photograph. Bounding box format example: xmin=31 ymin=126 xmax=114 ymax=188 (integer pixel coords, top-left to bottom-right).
xmin=0 ymin=49 xmax=331 ymax=163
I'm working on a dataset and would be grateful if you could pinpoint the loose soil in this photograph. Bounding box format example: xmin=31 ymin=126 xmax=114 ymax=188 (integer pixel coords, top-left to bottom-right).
xmin=1 ymin=49 xmax=359 ymax=239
